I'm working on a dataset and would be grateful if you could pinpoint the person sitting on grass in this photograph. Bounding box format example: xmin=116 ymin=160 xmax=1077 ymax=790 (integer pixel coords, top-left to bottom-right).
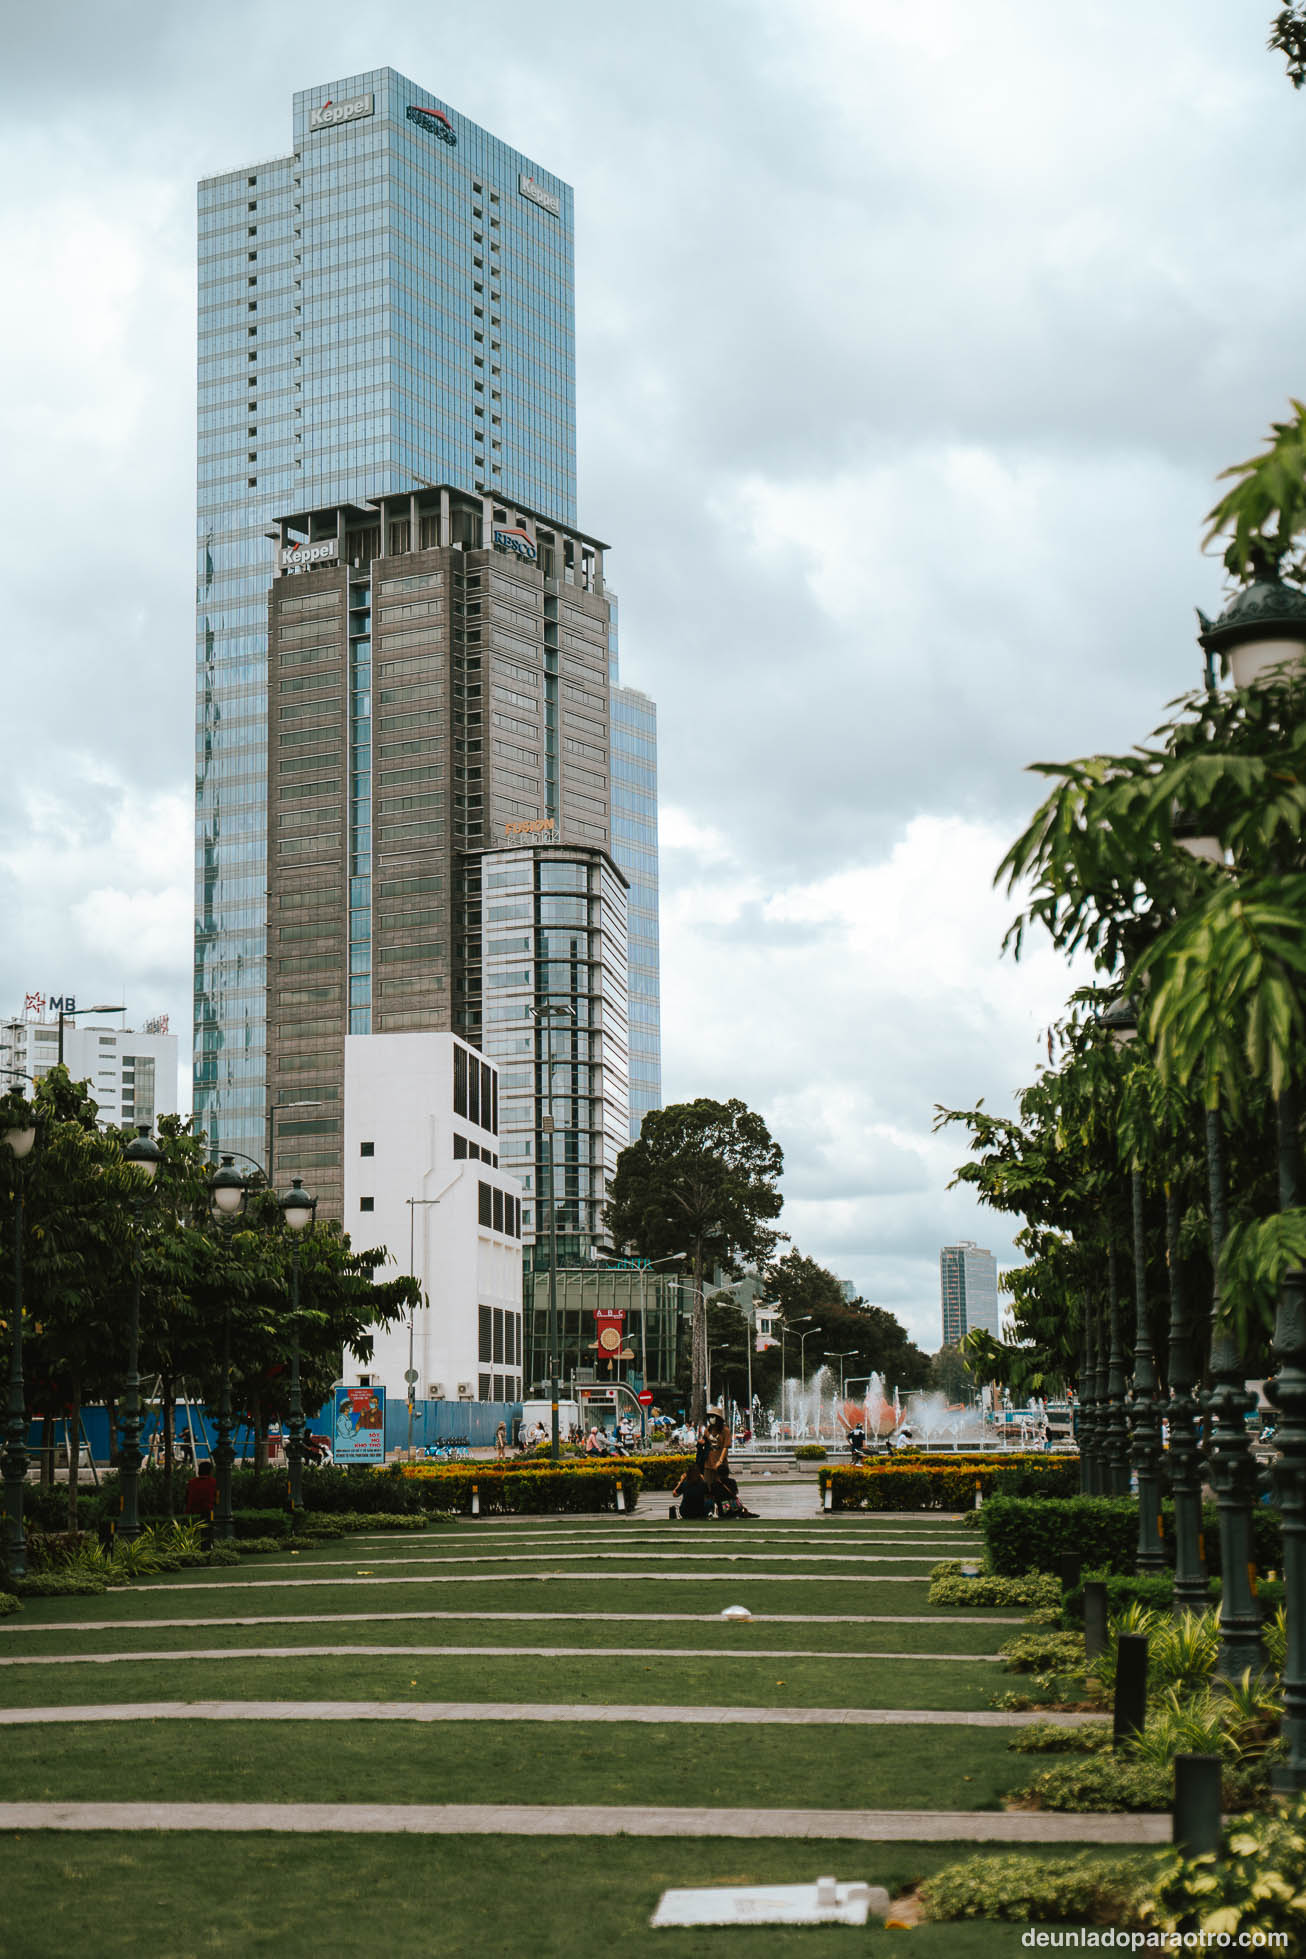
xmin=184 ymin=1458 xmax=219 ymax=1516
xmin=704 ymin=1411 xmax=756 ymax=1517
xmin=671 ymin=1465 xmax=713 ymax=1519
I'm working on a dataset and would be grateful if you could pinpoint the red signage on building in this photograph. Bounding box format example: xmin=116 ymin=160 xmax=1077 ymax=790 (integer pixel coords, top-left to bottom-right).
xmin=594 ymin=1308 xmax=625 ymax=1358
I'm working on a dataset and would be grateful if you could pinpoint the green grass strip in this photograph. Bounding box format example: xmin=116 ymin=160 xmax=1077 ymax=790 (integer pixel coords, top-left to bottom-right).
xmin=0 ymin=1833 xmax=1084 ymax=1959
xmin=0 ymin=1613 xmax=1014 ymax=1658
xmin=0 ymin=1718 xmax=1027 ymax=1812
xmin=0 ymin=1651 xmax=1005 ymax=1712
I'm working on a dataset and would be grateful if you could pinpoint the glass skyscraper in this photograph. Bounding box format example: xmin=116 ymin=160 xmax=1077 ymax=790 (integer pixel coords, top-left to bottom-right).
xmin=939 ymin=1240 xmax=1001 ymax=1346
xmin=195 ymin=69 xmax=585 ymax=1163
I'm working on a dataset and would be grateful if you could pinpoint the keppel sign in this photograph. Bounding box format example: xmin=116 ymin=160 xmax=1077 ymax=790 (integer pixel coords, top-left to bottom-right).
xmin=309 ymin=93 xmax=374 ymax=132
xmin=504 ymin=818 xmax=555 ymax=838
xmin=519 ymin=173 xmax=561 ymax=217
xmin=493 ymin=527 xmax=537 ymax=562
xmin=280 ymin=539 xmax=339 ymax=570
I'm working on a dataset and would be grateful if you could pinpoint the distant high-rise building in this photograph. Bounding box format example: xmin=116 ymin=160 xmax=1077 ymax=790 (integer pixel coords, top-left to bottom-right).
xmin=939 ymin=1239 xmax=1000 ymax=1346
xmin=195 ymin=70 xmax=661 ymax=1223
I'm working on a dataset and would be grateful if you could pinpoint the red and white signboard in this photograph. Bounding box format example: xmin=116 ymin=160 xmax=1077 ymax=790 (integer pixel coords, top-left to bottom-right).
xmin=594 ymin=1308 xmax=625 ymax=1358
xmin=636 ymin=1389 xmax=655 ymax=1408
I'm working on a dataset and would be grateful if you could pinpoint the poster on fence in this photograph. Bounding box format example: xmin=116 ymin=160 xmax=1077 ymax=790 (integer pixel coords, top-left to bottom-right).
xmin=333 ymin=1386 xmax=386 ymax=1464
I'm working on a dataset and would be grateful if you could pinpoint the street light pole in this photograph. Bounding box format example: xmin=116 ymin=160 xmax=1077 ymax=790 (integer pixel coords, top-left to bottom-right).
xmin=2 ymin=1097 xmax=36 ymax=1579
xmin=280 ymin=1178 xmax=316 ymax=1514
xmin=206 ymin=1156 xmax=248 ymax=1543
xmin=405 ymin=1193 xmax=451 ymax=1461
xmin=530 ymin=1001 xmax=575 ymax=1463
xmin=1101 ymin=998 xmax=1167 ymax=1574
xmin=56 ymin=1003 xmax=124 ymax=1069
xmin=119 ymin=1126 xmax=162 ymax=1540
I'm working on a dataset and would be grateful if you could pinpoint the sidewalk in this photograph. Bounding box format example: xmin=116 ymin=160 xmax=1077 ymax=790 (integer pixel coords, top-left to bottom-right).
xmin=0 ymin=1800 xmax=1172 ymax=1843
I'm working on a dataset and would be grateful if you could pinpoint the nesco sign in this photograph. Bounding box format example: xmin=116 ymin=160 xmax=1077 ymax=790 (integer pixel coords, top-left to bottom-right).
xmin=280 ymin=539 xmax=339 ymax=570
xmin=406 ymin=103 xmax=457 ymax=146
xmin=309 ymin=93 xmax=374 ymax=132
xmin=493 ymin=527 xmax=537 ymax=562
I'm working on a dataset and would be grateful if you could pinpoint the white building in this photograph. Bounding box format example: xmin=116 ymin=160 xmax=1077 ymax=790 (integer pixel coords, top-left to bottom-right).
xmin=342 ymin=1031 xmax=525 ymax=1404
xmin=0 ymin=1008 xmax=179 ymax=1132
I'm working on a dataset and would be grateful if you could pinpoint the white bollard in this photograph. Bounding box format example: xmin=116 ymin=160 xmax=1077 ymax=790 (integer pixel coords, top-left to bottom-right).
xmin=472 ymin=1483 xmax=480 ymax=1517
xmin=824 ymin=1484 xmax=833 ymax=1511
xmin=616 ymin=1482 xmax=626 ymax=1512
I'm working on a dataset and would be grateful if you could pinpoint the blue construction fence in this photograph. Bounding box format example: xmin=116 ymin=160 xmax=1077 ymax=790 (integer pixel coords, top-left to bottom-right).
xmin=26 ymin=1398 xmax=522 ymax=1464
xmin=384 ymin=1400 xmax=523 ymax=1453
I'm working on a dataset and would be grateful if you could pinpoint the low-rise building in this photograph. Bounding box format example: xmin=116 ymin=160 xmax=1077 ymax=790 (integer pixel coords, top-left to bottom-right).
xmin=341 ymin=1030 xmax=524 ymax=1405
xmin=0 ymin=1007 xmax=179 ymax=1131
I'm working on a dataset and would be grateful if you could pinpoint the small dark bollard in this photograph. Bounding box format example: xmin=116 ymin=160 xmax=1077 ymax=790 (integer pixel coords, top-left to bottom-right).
xmin=1058 ymin=1552 xmax=1083 ymax=1597
xmin=1113 ymin=1632 xmax=1149 ymax=1750
xmin=1083 ymin=1580 xmax=1109 ymax=1660
xmin=1173 ymin=1753 xmax=1222 ymax=1859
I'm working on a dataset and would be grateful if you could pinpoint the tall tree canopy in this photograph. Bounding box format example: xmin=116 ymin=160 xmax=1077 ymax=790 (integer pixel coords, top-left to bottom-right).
xmin=606 ymin=1097 xmax=784 ymax=1422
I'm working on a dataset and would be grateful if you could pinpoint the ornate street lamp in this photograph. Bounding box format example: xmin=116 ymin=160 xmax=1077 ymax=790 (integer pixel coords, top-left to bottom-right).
xmin=279 ymin=1176 xmax=316 ymax=1513
xmin=119 ymin=1126 xmax=162 ymax=1540
xmin=1101 ymin=997 xmax=1168 ymax=1574
xmin=1 ymin=1103 xmax=36 ymax=1579
xmin=206 ymin=1156 xmax=248 ymax=1541
xmin=1197 ymin=576 xmax=1306 ymax=1786
xmin=1170 ymin=804 xmax=1262 ymax=1672
xmin=1103 ymin=1239 xmax=1132 ymax=1497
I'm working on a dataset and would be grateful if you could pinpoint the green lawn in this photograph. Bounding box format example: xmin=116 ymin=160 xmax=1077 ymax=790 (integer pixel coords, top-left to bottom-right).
xmin=0 ymin=1650 xmax=1006 ymax=1711
xmin=0 ymin=1716 xmax=1027 ymax=1810
xmin=0 ymin=1574 xmax=945 ymax=1622
xmin=0 ymin=1610 xmax=1016 ymax=1658
xmin=0 ymin=1504 xmax=1103 ymax=1958
xmin=0 ymin=1833 xmax=1109 ymax=1959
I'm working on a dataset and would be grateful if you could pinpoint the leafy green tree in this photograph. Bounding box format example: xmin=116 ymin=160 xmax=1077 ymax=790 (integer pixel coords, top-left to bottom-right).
xmin=931 ymin=1341 xmax=978 ymax=1403
xmin=607 ymin=1098 xmax=785 ymax=1422
xmin=1270 ymin=8 xmax=1306 ymax=92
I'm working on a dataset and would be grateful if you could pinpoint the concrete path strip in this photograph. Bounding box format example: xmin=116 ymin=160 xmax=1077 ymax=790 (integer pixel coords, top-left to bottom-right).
xmin=0 ymin=1801 xmax=1170 ymax=1843
xmin=0 ymin=1700 xmax=1098 ymax=1728
xmin=0 ymin=1608 xmax=1026 ymax=1634
xmin=132 ymin=1571 xmax=937 ymax=1592
xmin=250 ymin=1551 xmax=947 ymax=1570
xmin=0 ymin=1643 xmax=1006 ymax=1667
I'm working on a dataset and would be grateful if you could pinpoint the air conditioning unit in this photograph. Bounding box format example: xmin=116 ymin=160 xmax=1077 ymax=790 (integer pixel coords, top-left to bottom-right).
xmin=457 ymin=1381 xmax=474 ymax=1399
xmin=428 ymin=1384 xmax=444 ymax=1401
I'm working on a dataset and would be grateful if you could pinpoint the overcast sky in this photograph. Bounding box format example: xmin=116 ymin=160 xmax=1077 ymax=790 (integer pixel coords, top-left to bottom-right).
xmin=3 ymin=1 xmax=1302 ymax=1356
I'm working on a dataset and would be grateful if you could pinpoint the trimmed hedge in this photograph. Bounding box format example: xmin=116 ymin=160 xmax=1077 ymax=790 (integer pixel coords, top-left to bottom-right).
xmin=819 ymin=1456 xmax=1077 ymax=1511
xmin=0 ymin=1589 xmax=20 ymax=1615
xmin=982 ymin=1496 xmax=1284 ymax=1579
xmin=1062 ymin=1570 xmax=1285 ymax=1623
xmin=922 ymin=1851 xmax=1155 ymax=1926
xmin=398 ymin=1463 xmax=642 ymax=1514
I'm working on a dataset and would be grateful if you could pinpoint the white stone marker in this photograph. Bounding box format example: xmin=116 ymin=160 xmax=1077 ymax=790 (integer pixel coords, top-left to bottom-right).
xmin=651 ymin=1877 xmax=888 ymax=1927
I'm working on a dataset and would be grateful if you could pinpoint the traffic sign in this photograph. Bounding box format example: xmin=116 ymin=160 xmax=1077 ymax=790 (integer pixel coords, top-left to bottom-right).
xmin=403 ymin=1368 xmax=419 ymax=1385
xmin=637 ymin=1389 xmax=655 ymax=1407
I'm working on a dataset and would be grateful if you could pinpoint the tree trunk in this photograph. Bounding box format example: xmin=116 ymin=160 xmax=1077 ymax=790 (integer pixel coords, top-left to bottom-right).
xmin=161 ymin=1366 xmax=175 ymax=1518
xmin=690 ymin=1235 xmax=707 ymax=1426
xmin=66 ymin=1373 xmax=82 ymax=1531
xmin=253 ymin=1390 xmax=267 ymax=1472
